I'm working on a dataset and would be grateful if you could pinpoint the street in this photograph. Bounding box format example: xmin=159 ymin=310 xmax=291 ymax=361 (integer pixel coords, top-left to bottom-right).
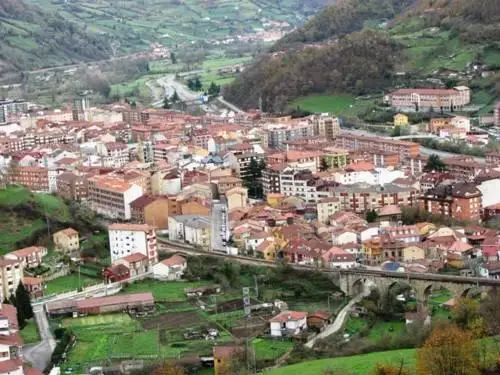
xmin=24 ymin=305 xmax=56 ymax=370
xmin=211 ymin=200 xmax=229 ymax=252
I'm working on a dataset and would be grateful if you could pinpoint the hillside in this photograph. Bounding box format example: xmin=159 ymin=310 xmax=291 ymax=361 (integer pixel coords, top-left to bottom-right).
xmin=224 ymin=0 xmax=500 ymax=112
xmin=0 ymin=0 xmax=328 ymax=76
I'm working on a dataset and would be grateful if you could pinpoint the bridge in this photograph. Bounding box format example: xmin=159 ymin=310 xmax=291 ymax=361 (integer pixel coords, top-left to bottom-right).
xmin=159 ymin=239 xmax=500 ymax=305
xmin=391 ymin=134 xmax=439 ymax=140
xmin=337 ymin=269 xmax=500 ymax=308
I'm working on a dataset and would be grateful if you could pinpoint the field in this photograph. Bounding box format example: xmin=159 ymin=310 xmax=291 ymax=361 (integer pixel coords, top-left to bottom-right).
xmin=268 ymin=348 xmax=417 ymax=375
xmin=20 ymin=319 xmax=40 ymax=345
xmin=45 ymin=274 xmax=99 ymax=295
xmin=290 ymin=94 xmax=355 ymax=115
xmin=121 ymin=279 xmax=214 ymax=301
xmin=252 ymin=338 xmax=294 ymax=361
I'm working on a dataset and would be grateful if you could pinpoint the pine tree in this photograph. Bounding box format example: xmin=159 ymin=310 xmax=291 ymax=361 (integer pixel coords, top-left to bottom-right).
xmin=10 ymin=295 xmax=25 ymax=329
xmin=320 ymin=158 xmax=329 ymax=171
xmin=170 ymin=90 xmax=180 ymax=103
xmin=163 ymin=96 xmax=171 ymax=109
xmin=16 ymin=283 xmax=33 ymax=320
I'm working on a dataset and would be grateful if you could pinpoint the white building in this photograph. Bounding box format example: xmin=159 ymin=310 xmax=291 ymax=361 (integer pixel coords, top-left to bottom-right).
xmin=108 ymin=223 xmax=157 ymax=265
xmin=279 ymin=169 xmax=330 ymax=204
xmin=168 ymin=215 xmax=211 ymax=248
xmin=153 ymin=255 xmax=187 ymax=280
xmin=333 ymin=167 xmax=405 ymax=186
xmin=321 ymin=246 xmax=357 ymax=269
xmin=269 ymin=311 xmax=308 ymax=337
xmin=451 ymin=116 xmax=471 ymax=131
xmin=96 ymin=142 xmax=129 ymax=168
xmin=477 ymin=178 xmax=500 ymax=208
xmin=0 ymin=258 xmax=23 ymax=302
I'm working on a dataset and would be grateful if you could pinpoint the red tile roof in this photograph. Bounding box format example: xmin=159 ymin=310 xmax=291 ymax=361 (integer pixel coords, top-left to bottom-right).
xmin=122 ymin=252 xmax=148 ymax=263
xmin=269 ymin=311 xmax=307 ymax=323
xmin=161 ymin=255 xmax=186 ymax=267
xmin=10 ymin=246 xmax=46 ymax=258
xmin=76 ymin=292 xmax=154 ymax=310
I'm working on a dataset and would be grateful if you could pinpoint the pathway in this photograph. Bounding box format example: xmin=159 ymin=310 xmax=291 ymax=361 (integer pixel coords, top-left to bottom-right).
xmin=24 ymin=305 xmax=56 ymax=370
xmin=305 ymin=294 xmax=364 ymax=348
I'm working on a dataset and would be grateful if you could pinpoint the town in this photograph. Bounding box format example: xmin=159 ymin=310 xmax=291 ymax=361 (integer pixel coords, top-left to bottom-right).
xmin=0 ymin=84 xmax=499 ymax=375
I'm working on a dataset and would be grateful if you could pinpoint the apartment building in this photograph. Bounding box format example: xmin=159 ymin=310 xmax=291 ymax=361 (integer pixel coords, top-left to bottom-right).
xmin=335 ymin=132 xmax=420 ymax=159
xmin=56 ymin=171 xmax=89 ymax=201
xmin=386 ymin=86 xmax=471 ymax=112
xmin=328 ymin=183 xmax=419 ymax=214
xmin=10 ymin=166 xmax=49 ymax=192
xmin=96 ymin=142 xmax=129 ymax=168
xmin=443 ymin=157 xmax=485 ymax=180
xmin=322 ymin=148 xmax=349 ymax=169
xmin=168 ymin=215 xmax=211 ymax=248
xmin=313 ymin=115 xmax=340 ymax=139
xmin=316 ymin=197 xmax=342 ymax=225
xmin=267 ymin=151 xmax=321 ymax=173
xmin=108 ymin=223 xmax=158 ymax=265
xmin=130 ymin=195 xmax=175 ymax=231
xmin=192 ymin=129 xmax=211 ymax=149
xmin=215 ymin=176 xmax=243 ymax=195
xmin=5 ymin=247 xmax=47 ymax=269
xmin=0 ymin=258 xmax=23 ymax=301
xmin=267 ymin=121 xmax=315 ymax=148
xmin=223 ymin=152 xmax=264 ymax=180
xmin=279 ymin=169 xmax=331 ymax=203
xmin=262 ymin=164 xmax=286 ymax=196
xmin=0 ymin=99 xmax=28 ymax=124
xmin=88 ymin=175 xmax=143 ymax=220
xmin=419 ymin=183 xmax=482 ymax=222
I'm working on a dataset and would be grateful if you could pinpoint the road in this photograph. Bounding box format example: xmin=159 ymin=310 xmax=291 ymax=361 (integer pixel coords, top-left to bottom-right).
xmin=151 ymin=74 xmax=201 ymax=107
xmin=211 ymin=200 xmax=229 ymax=252
xmin=24 ymin=305 xmax=56 ymax=370
xmin=217 ymin=96 xmax=245 ymax=114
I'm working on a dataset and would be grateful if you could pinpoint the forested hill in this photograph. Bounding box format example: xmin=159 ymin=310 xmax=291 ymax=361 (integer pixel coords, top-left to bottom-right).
xmin=0 ymin=0 xmax=112 ymax=75
xmin=224 ymin=0 xmax=500 ymax=112
xmin=271 ymin=0 xmax=416 ymax=51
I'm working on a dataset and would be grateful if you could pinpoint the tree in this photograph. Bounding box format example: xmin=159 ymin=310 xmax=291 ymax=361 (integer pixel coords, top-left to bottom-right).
xmin=373 ymin=362 xmax=410 ymax=375
xmin=243 ymin=157 xmax=265 ymax=199
xmin=320 ymin=158 xmax=329 ymax=171
xmin=170 ymin=90 xmax=180 ymax=103
xmin=366 ymin=209 xmax=378 ymax=223
xmin=208 ymin=81 xmax=221 ymax=96
xmin=170 ymin=51 xmax=177 ymax=64
xmin=162 ymin=96 xmax=171 ymax=109
xmin=194 ymin=76 xmax=202 ymax=91
xmin=9 ymin=294 xmax=25 ymax=329
xmin=416 ymin=324 xmax=479 ymax=375
xmin=424 ymin=154 xmax=447 ymax=172
xmin=15 ymin=283 xmax=33 ymax=320
xmin=452 ymin=297 xmax=482 ymax=331
xmin=480 ymin=289 xmax=500 ymax=335
xmin=153 ymin=361 xmax=185 ymax=375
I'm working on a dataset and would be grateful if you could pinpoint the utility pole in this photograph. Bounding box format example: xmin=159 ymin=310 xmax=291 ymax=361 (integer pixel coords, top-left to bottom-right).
xmin=254 ymin=274 xmax=259 ymax=299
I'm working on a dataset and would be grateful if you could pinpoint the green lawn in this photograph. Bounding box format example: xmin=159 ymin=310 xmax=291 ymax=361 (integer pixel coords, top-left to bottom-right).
xmin=33 ymin=193 xmax=71 ymax=222
xmin=368 ymin=321 xmax=407 ymax=342
xmin=202 ymin=56 xmax=252 ymax=70
xmin=20 ymin=319 xmax=40 ymax=344
xmin=111 ymin=330 xmax=159 ymax=358
xmin=290 ymin=94 xmax=356 ymax=115
xmin=0 ymin=187 xmax=31 ymax=207
xmin=252 ymin=338 xmax=294 ymax=361
xmin=45 ymin=274 xmax=99 ymax=295
xmin=267 ymin=348 xmax=417 ymax=375
xmin=122 ymin=280 xmax=212 ymax=302
xmin=344 ymin=316 xmax=368 ymax=335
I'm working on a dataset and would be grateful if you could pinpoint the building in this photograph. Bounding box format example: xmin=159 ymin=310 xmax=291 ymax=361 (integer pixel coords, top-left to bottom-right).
xmin=322 ymin=246 xmax=357 ymax=269
xmin=0 ymin=99 xmax=28 ymax=123
xmin=108 ymin=223 xmax=157 ymax=265
xmin=386 ymin=86 xmax=471 ymax=112
xmin=322 ymin=148 xmax=349 ymax=169
xmin=115 ymin=253 xmax=150 ymax=277
xmin=56 ymin=172 xmax=89 ymax=201
xmin=316 ymin=197 xmax=341 ymax=225
xmin=262 ymin=164 xmax=286 ymax=196
xmin=394 ymin=114 xmax=409 ymax=127
xmin=130 ymin=195 xmax=173 ymax=231
xmin=152 ymin=255 xmax=187 ymax=280
xmin=268 ymin=121 xmax=315 ymax=148
xmin=213 ymin=345 xmax=244 ymax=375
xmin=96 ymin=142 xmax=129 ymax=168
xmin=443 ymin=157 xmax=485 ymax=180
xmin=313 ymin=115 xmax=340 ymax=140
xmin=269 ymin=311 xmax=308 ymax=337
xmin=72 ymin=93 xmax=90 ymax=121
xmin=226 ymin=187 xmax=248 ymax=211
xmin=279 ymin=169 xmax=330 ymax=204
xmin=486 ymin=152 xmax=500 ymax=167
xmin=168 ymin=215 xmax=211 ymax=248
xmin=5 ymin=247 xmax=47 ymax=269
xmin=335 ymin=132 xmax=420 ymax=159
xmin=223 ymin=152 xmax=263 ymax=180
xmin=215 ymin=176 xmax=243 ymax=195
xmin=10 ymin=167 xmax=49 ymax=192
xmin=419 ymin=183 xmax=482 ymax=222
xmin=88 ymin=175 xmax=143 ymax=220
xmin=53 ymin=228 xmax=79 ymax=253
xmin=0 ymin=258 xmax=23 ymax=301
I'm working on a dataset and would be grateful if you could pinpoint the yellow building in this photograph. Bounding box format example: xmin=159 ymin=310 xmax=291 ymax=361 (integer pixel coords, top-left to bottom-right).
xmin=256 ymin=239 xmax=276 ymax=261
xmin=266 ymin=193 xmax=283 ymax=208
xmin=394 ymin=113 xmax=409 ymax=127
xmin=362 ymin=238 xmax=383 ymax=265
xmin=53 ymin=228 xmax=79 ymax=253
xmin=226 ymin=187 xmax=248 ymax=211
xmin=322 ymin=148 xmax=349 ymax=169
xmin=403 ymin=245 xmax=426 ymax=262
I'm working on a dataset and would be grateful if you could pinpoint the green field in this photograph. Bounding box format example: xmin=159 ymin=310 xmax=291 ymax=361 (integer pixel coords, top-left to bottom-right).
xmin=20 ymin=319 xmax=40 ymax=345
xmin=290 ymin=94 xmax=356 ymax=114
xmin=268 ymin=348 xmax=417 ymax=375
xmin=122 ymin=280 xmax=213 ymax=301
xmin=252 ymin=338 xmax=294 ymax=361
xmin=45 ymin=274 xmax=99 ymax=295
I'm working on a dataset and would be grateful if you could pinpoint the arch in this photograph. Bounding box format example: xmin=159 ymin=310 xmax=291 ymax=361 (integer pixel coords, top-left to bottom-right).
xmin=351 ymin=278 xmax=366 ymax=296
xmin=461 ymin=286 xmax=482 ymax=299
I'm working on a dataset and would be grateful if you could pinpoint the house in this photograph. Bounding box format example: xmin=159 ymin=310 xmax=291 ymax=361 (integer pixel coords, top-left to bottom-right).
xmin=307 ymin=312 xmax=332 ymax=332
xmin=322 ymin=246 xmax=357 ymax=269
xmin=168 ymin=215 xmax=211 ymax=248
xmin=316 ymin=197 xmax=341 ymax=225
xmin=115 ymin=253 xmax=150 ymax=277
xmin=102 ymin=264 xmax=130 ymax=283
xmin=269 ymin=311 xmax=308 ymax=337
xmin=130 ymin=195 xmax=173 ymax=231
xmin=152 ymin=255 xmax=187 ymax=280
xmin=394 ymin=113 xmax=409 ymax=127
xmin=377 ymin=205 xmax=402 ymax=225
xmin=53 ymin=228 xmax=79 ymax=253
xmin=0 ymin=258 xmax=23 ymax=301
xmin=402 ymin=245 xmax=426 ymax=262
xmin=5 ymin=247 xmax=47 ymax=268
xmin=22 ymin=277 xmax=43 ymax=299
xmin=226 ymin=186 xmax=248 ymax=211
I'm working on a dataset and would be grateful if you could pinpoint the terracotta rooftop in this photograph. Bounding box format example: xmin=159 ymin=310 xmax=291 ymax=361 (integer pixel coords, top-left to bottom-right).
xmin=270 ymin=311 xmax=307 ymax=323
xmin=9 ymin=246 xmax=46 ymax=258
xmin=161 ymin=255 xmax=186 ymax=267
xmin=108 ymin=223 xmax=154 ymax=231
xmin=121 ymin=252 xmax=148 ymax=263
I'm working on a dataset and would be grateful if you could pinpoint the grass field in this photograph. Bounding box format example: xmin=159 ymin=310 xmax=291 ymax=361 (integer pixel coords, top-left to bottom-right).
xmin=45 ymin=274 xmax=99 ymax=295
xmin=290 ymin=94 xmax=356 ymax=114
xmin=20 ymin=319 xmax=40 ymax=345
xmin=0 ymin=187 xmax=31 ymax=207
xmin=122 ymin=280 xmax=212 ymax=301
xmin=267 ymin=348 xmax=417 ymax=375
xmin=252 ymin=338 xmax=294 ymax=361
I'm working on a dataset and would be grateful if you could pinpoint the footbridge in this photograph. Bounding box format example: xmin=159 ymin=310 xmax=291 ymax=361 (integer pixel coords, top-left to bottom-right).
xmin=337 ymin=268 xmax=500 ymax=306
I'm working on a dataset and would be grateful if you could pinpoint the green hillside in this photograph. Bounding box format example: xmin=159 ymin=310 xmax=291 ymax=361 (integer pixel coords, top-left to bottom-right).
xmin=224 ymin=0 xmax=500 ymax=113
xmin=0 ymin=0 xmax=327 ymax=76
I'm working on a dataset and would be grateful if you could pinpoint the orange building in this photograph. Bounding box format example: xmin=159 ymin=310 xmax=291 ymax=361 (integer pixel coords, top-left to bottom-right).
xmin=130 ymin=195 xmax=179 ymax=230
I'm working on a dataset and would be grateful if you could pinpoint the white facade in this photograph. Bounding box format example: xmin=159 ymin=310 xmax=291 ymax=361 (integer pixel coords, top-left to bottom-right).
xmin=153 ymin=261 xmax=187 ymax=280
xmin=168 ymin=216 xmax=211 ymax=248
xmin=477 ymin=178 xmax=500 ymax=208
xmin=89 ymin=181 xmax=143 ymax=220
xmin=332 ymin=231 xmax=357 ymax=245
xmin=359 ymin=227 xmax=380 ymax=243
xmin=162 ymin=177 xmax=182 ymax=195
xmin=108 ymin=225 xmax=157 ymax=264
xmin=333 ymin=168 xmax=405 ymax=186
xmin=269 ymin=314 xmax=307 ymax=337
xmin=451 ymin=116 xmax=471 ymax=131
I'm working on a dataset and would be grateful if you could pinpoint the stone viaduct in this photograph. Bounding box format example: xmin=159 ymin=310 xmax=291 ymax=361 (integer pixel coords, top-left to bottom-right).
xmin=334 ymin=269 xmax=500 ymax=308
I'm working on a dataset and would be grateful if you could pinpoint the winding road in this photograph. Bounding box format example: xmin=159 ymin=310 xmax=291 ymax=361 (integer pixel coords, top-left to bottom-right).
xmin=23 ymin=305 xmax=56 ymax=370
